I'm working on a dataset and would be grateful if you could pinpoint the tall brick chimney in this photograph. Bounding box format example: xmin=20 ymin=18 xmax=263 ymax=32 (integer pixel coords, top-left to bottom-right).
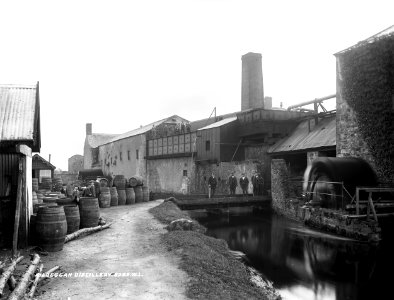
xmin=86 ymin=123 xmax=92 ymax=136
xmin=241 ymin=52 xmax=264 ymax=111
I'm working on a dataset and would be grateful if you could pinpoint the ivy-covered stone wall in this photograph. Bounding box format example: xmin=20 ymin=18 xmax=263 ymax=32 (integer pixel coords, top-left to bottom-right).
xmin=336 ymin=36 xmax=394 ymax=184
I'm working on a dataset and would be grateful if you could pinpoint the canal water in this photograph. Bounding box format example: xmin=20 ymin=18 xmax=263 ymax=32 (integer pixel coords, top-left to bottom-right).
xmin=188 ymin=207 xmax=394 ymax=300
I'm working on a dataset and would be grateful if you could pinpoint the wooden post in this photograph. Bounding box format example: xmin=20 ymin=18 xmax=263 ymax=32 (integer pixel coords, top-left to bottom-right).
xmin=12 ymin=159 xmax=23 ymax=257
xmin=19 ymin=156 xmax=27 ymax=248
xmin=356 ymin=187 xmax=360 ymax=215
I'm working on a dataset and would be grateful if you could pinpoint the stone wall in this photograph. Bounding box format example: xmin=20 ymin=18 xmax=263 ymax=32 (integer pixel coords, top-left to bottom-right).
xmin=99 ymin=134 xmax=146 ymax=180
xmin=194 ymin=160 xmax=261 ymax=195
xmin=336 ymin=37 xmax=394 ymax=184
xmin=245 ymin=145 xmax=271 ymax=191
xmin=271 ymin=159 xmax=291 ymax=212
xmin=147 ymin=157 xmax=195 ymax=193
xmin=68 ymin=155 xmax=83 ymax=173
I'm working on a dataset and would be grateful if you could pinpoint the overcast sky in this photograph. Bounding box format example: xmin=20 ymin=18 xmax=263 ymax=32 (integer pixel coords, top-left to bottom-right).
xmin=0 ymin=0 xmax=393 ymax=170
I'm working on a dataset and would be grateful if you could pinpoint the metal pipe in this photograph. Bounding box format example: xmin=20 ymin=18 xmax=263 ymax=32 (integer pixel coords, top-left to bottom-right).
xmin=287 ymin=94 xmax=336 ymax=110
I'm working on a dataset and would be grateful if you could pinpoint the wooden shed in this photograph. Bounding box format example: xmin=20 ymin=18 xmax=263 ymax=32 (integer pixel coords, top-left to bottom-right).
xmin=0 ymin=83 xmax=41 ymax=249
xmin=195 ymin=117 xmax=244 ymax=163
xmin=32 ymin=154 xmax=56 ymax=182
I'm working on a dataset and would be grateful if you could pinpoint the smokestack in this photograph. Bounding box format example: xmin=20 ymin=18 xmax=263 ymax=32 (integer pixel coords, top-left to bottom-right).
xmin=86 ymin=123 xmax=92 ymax=136
xmin=49 ymin=154 xmax=51 ymax=163
xmin=241 ymin=52 xmax=264 ymax=111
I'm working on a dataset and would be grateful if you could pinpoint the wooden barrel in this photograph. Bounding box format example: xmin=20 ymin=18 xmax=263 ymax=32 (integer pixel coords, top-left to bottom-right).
xmin=142 ymin=186 xmax=149 ymax=202
xmin=32 ymin=178 xmax=39 ymax=191
xmin=43 ymin=197 xmax=58 ymax=205
xmin=35 ymin=206 xmax=67 ymax=252
xmin=36 ymin=192 xmax=44 ymax=203
xmin=117 ymin=189 xmax=126 ymax=205
xmin=99 ymin=178 xmax=108 ymax=187
xmin=110 ymin=187 xmax=118 ymax=206
xmin=66 ymin=184 xmax=74 ymax=197
xmin=129 ymin=176 xmax=144 ymax=187
xmin=113 ymin=175 xmax=126 ymax=189
xmin=99 ymin=187 xmax=111 ymax=208
xmin=126 ymin=188 xmax=135 ymax=205
xmin=79 ymin=197 xmax=100 ymax=228
xmin=134 ymin=186 xmax=143 ymax=203
xmin=41 ymin=177 xmax=52 ymax=190
xmin=33 ymin=203 xmax=57 ymax=214
xmin=53 ymin=177 xmax=63 ymax=192
xmin=63 ymin=205 xmax=80 ymax=234
xmin=56 ymin=198 xmax=74 ymax=206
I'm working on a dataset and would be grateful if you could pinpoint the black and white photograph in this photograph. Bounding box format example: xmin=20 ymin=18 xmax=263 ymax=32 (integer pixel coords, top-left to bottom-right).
xmin=0 ymin=0 xmax=393 ymax=299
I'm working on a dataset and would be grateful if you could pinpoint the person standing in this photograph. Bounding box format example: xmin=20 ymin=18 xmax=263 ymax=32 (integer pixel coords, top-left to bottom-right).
xmin=228 ymin=173 xmax=237 ymax=195
xmin=239 ymin=173 xmax=249 ymax=196
xmin=256 ymin=174 xmax=264 ymax=195
xmin=208 ymin=172 xmax=217 ymax=198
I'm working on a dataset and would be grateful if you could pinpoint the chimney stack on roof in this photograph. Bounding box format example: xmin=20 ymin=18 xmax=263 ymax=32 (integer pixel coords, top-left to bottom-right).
xmin=86 ymin=123 xmax=92 ymax=136
xmin=241 ymin=52 xmax=264 ymax=111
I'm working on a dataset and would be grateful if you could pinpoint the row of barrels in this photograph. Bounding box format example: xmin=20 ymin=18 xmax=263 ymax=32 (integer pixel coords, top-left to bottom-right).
xmin=33 ymin=197 xmax=100 ymax=252
xmin=32 ymin=177 xmax=63 ymax=192
xmin=111 ymin=175 xmax=144 ymax=189
xmin=98 ymin=186 xmax=149 ymax=207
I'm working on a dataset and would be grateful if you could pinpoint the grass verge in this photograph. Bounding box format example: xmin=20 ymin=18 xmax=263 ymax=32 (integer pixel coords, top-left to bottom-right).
xmin=149 ymin=200 xmax=278 ymax=300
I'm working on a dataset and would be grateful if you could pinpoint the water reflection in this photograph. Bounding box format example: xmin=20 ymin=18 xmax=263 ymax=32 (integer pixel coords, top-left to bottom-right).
xmin=189 ymin=208 xmax=393 ymax=300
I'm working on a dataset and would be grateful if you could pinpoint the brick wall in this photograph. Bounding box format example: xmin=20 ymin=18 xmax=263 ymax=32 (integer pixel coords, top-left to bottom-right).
xmin=336 ymin=37 xmax=394 ymax=184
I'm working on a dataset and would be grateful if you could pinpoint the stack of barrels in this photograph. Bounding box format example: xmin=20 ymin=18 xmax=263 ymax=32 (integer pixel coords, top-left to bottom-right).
xmin=32 ymin=178 xmax=39 ymax=192
xmin=41 ymin=177 xmax=52 ymax=190
xmin=92 ymin=174 xmax=149 ymax=208
xmin=114 ymin=175 xmax=127 ymax=205
xmin=53 ymin=177 xmax=63 ymax=192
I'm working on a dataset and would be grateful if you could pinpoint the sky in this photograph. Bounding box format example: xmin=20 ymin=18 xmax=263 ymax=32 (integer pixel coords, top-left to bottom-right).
xmin=0 ymin=0 xmax=393 ymax=170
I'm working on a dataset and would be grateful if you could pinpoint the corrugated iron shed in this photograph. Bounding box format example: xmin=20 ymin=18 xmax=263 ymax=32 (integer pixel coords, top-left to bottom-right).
xmin=0 ymin=83 xmax=41 ymax=151
xmin=268 ymin=115 xmax=336 ymax=154
xmin=197 ymin=117 xmax=237 ymax=131
xmin=335 ymin=25 xmax=394 ymax=56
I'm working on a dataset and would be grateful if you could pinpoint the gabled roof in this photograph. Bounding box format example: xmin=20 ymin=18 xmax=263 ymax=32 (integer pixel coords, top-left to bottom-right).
xmin=103 ymin=115 xmax=189 ymax=145
xmin=335 ymin=25 xmax=394 ymax=56
xmin=197 ymin=117 xmax=237 ymax=131
xmin=87 ymin=133 xmax=119 ymax=148
xmin=32 ymin=154 xmax=56 ymax=170
xmin=0 ymin=83 xmax=41 ymax=151
xmin=268 ymin=116 xmax=336 ymax=154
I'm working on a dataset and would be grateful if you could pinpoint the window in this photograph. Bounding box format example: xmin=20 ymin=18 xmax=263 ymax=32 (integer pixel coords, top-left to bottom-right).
xmin=183 ymin=170 xmax=187 ymax=177
xmin=205 ymin=140 xmax=210 ymax=151
xmin=120 ymin=151 xmax=122 ymax=161
xmin=92 ymin=148 xmax=99 ymax=165
xmin=136 ymin=149 xmax=139 ymax=160
xmin=128 ymin=150 xmax=130 ymax=160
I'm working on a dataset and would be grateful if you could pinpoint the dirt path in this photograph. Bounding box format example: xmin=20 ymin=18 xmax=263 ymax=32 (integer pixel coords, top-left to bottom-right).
xmin=36 ymin=200 xmax=189 ymax=300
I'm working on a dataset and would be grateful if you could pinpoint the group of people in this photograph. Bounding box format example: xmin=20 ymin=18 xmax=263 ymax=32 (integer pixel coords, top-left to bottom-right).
xmin=207 ymin=171 xmax=264 ymax=198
